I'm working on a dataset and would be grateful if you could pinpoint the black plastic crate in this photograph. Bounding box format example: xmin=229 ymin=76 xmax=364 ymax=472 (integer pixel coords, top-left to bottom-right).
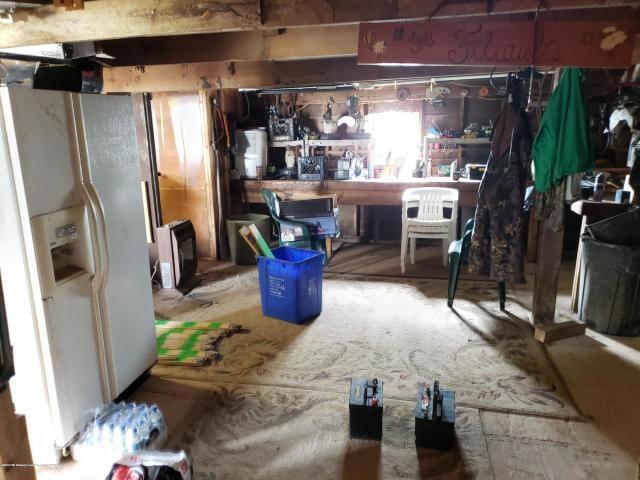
xmin=349 ymin=377 xmax=383 ymax=440
xmin=298 ymin=156 xmax=325 ymax=180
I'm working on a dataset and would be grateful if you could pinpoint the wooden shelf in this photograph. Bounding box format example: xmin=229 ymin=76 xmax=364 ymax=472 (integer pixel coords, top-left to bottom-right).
xmin=270 ymin=138 xmax=371 ymax=148
xmin=425 ymin=138 xmax=490 ymax=145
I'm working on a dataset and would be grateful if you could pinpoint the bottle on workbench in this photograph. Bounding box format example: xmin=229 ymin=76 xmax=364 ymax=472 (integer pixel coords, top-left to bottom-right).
xmin=425 ymin=157 xmax=432 ymax=177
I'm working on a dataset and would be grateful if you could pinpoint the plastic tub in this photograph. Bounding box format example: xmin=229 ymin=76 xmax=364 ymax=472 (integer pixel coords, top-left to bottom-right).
xmin=579 ymin=236 xmax=640 ymax=336
xmin=226 ymin=214 xmax=271 ymax=265
xmin=257 ymin=247 xmax=324 ymax=324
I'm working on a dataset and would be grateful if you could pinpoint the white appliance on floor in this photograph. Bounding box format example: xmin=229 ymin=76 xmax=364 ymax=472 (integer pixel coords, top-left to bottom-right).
xmin=0 ymin=87 xmax=157 ymax=464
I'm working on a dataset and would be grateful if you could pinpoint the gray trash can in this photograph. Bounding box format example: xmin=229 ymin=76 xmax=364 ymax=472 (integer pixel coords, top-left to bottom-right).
xmin=579 ymin=236 xmax=640 ymax=336
xmin=226 ymin=214 xmax=271 ymax=265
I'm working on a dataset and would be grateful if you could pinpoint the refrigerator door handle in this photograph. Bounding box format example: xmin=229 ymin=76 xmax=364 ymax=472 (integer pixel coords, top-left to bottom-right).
xmin=67 ymin=94 xmax=114 ymax=400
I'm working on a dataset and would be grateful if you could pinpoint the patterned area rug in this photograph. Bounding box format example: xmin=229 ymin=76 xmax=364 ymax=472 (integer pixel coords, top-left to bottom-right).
xmin=152 ymin=268 xmax=579 ymax=419
xmin=150 ymin=378 xmax=494 ymax=480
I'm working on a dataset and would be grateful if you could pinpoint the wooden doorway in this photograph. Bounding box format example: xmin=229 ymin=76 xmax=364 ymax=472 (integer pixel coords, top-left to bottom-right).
xmin=150 ymin=92 xmax=217 ymax=259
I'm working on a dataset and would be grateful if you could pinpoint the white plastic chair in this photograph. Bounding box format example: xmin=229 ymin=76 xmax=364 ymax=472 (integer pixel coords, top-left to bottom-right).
xmin=401 ymin=187 xmax=459 ymax=272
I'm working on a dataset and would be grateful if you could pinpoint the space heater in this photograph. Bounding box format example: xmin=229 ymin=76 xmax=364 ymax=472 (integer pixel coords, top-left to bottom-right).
xmin=157 ymin=220 xmax=200 ymax=294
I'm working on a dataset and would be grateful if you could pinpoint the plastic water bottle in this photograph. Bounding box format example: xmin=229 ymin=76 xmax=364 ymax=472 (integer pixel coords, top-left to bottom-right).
xmin=124 ymin=426 xmax=140 ymax=452
xmin=137 ymin=417 xmax=150 ymax=449
xmin=113 ymin=422 xmax=127 ymax=452
xmin=102 ymin=421 xmax=115 ymax=449
xmin=149 ymin=404 xmax=165 ymax=431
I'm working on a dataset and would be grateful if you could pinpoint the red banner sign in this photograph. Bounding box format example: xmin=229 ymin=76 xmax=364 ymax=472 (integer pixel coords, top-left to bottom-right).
xmin=357 ymin=21 xmax=637 ymax=68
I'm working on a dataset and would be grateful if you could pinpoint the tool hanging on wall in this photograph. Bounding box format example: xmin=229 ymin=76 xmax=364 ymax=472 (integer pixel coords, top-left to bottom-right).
xmin=323 ymin=96 xmax=335 ymax=135
xmin=525 ymin=1 xmax=546 ymax=113
xmin=396 ymin=87 xmax=411 ymax=101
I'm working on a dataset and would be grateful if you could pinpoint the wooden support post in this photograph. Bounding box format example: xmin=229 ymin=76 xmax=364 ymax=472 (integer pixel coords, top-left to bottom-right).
xmin=214 ymin=90 xmax=235 ymax=259
xmin=531 ymin=67 xmax=577 ymax=337
xmin=525 ymin=208 xmax=540 ymax=263
xmin=458 ymin=94 xmax=466 ymax=130
xmin=200 ymin=89 xmax=219 ymax=260
xmin=532 ymin=219 xmax=564 ymax=325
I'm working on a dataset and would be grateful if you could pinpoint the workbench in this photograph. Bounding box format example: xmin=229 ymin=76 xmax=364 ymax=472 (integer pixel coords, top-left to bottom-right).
xmin=231 ymin=178 xmax=481 ymax=243
xmin=230 ymin=178 xmax=481 ymax=208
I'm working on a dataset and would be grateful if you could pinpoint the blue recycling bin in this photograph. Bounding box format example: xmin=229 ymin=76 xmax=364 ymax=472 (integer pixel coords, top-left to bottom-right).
xmin=257 ymin=247 xmax=324 ymax=324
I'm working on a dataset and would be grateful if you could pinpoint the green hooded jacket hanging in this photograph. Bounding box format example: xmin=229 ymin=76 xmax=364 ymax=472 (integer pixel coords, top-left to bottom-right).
xmin=468 ymin=97 xmax=532 ymax=283
xmin=532 ymin=68 xmax=592 ymax=192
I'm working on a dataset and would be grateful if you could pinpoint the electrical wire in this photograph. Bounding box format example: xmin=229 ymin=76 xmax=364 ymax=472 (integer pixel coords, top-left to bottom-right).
xmin=212 ymin=100 xmax=226 ymax=145
xmin=240 ymin=91 xmax=251 ymax=122
xmin=451 ymin=80 xmax=491 ymax=88
xmin=150 ymin=259 xmax=160 ymax=287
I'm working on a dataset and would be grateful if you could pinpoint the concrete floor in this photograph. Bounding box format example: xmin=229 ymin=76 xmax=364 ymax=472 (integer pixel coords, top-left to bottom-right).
xmin=37 ymin=247 xmax=640 ymax=479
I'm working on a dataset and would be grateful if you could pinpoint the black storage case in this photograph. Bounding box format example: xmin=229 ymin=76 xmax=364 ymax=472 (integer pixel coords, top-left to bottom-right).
xmin=414 ymin=381 xmax=455 ymax=450
xmin=349 ymin=377 xmax=383 ymax=440
xmin=279 ymin=197 xmax=334 ymax=219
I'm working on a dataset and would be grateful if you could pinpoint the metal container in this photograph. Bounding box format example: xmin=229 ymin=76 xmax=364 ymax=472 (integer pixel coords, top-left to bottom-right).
xmin=235 ymin=129 xmax=267 ymax=178
xmin=579 ymin=235 xmax=640 ymax=336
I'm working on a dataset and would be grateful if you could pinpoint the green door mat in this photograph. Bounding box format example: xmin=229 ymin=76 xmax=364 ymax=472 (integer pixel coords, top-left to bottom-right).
xmin=155 ymin=320 xmax=241 ymax=366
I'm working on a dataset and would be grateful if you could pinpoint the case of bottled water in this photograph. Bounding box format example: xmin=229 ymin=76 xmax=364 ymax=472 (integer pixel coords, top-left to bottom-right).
xmin=71 ymin=401 xmax=168 ymax=462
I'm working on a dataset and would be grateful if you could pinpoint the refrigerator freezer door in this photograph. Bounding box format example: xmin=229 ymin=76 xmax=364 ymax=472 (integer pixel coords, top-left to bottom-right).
xmin=42 ymin=273 xmax=104 ymax=444
xmin=76 ymin=93 xmax=157 ymax=396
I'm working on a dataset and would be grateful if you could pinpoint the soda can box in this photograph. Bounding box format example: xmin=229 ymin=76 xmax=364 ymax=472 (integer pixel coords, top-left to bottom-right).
xmin=414 ymin=381 xmax=455 ymax=450
xmin=349 ymin=377 xmax=383 ymax=440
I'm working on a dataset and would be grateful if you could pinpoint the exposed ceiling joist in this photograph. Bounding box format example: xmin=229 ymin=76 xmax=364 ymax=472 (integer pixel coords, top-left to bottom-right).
xmin=1 ymin=0 xmax=640 ymax=48
xmin=103 ymin=57 xmax=511 ymax=92
xmin=101 ymin=25 xmax=359 ymax=66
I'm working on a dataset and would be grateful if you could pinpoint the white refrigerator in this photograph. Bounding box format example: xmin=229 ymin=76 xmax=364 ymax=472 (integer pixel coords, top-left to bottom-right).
xmin=0 ymin=87 xmax=157 ymax=464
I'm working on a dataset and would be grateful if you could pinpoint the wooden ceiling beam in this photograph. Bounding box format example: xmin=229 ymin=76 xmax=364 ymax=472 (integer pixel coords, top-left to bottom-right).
xmin=1 ymin=0 xmax=639 ymax=48
xmin=103 ymin=57 xmax=510 ymax=92
xmin=101 ymin=25 xmax=359 ymax=66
